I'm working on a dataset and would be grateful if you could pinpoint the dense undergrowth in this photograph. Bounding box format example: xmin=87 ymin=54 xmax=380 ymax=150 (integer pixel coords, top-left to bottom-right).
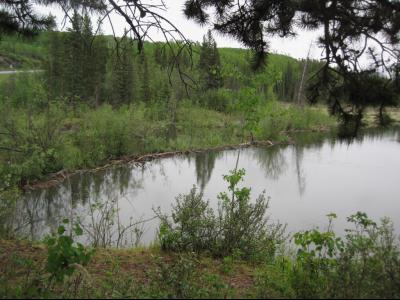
xmin=0 ymin=73 xmax=335 ymax=191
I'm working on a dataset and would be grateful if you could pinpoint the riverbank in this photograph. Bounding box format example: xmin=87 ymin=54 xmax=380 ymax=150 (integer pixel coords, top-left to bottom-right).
xmin=6 ymin=102 xmax=400 ymax=192
xmin=0 ymin=101 xmax=336 ymax=192
xmin=19 ymin=108 xmax=400 ymax=192
xmin=0 ymin=239 xmax=256 ymax=298
xmin=2 ymin=206 xmax=400 ymax=299
xmin=364 ymin=107 xmax=400 ymax=126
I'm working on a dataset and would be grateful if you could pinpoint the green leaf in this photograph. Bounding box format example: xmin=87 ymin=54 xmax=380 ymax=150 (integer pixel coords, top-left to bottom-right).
xmin=74 ymin=224 xmax=83 ymax=236
xmin=58 ymin=225 xmax=66 ymax=235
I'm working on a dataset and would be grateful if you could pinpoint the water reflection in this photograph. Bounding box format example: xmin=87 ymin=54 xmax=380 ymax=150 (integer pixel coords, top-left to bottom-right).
xmin=13 ymin=127 xmax=400 ymax=246
xmin=194 ymin=151 xmax=220 ymax=191
xmin=293 ymin=145 xmax=306 ymax=196
xmin=253 ymin=146 xmax=289 ymax=180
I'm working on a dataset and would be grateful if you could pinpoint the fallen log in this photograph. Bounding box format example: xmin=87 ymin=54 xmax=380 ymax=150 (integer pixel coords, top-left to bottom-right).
xmin=22 ymin=139 xmax=287 ymax=191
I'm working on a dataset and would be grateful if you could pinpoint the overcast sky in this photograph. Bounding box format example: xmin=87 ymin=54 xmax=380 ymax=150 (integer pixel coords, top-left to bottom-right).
xmin=43 ymin=0 xmax=323 ymax=61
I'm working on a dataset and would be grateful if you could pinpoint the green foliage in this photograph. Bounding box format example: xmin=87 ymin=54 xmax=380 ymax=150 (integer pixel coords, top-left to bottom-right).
xmin=158 ymin=169 xmax=285 ymax=261
xmin=198 ymin=30 xmax=223 ymax=90
xmin=197 ymin=88 xmax=233 ymax=112
xmin=145 ymin=254 xmax=230 ymax=299
xmin=0 ymin=31 xmax=338 ymax=191
xmin=73 ymin=105 xmax=133 ymax=166
xmin=258 ymin=101 xmax=335 ymax=140
xmin=235 ymin=88 xmax=262 ymax=140
xmin=255 ymin=212 xmax=400 ymax=299
xmin=0 ymin=186 xmax=19 ymax=237
xmin=1 ymin=208 xmax=400 ymax=299
xmin=109 ymin=36 xmax=135 ymax=105
xmin=0 ymin=34 xmax=47 ymax=70
xmin=47 ymin=13 xmax=108 ymax=104
xmin=0 ymin=100 xmax=65 ymax=185
xmin=159 ymin=186 xmax=216 ymax=253
xmin=45 ymin=219 xmax=94 ymax=283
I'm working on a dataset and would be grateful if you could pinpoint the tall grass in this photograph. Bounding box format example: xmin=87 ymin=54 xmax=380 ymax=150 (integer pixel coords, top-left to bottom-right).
xmin=257 ymin=101 xmax=336 ymax=140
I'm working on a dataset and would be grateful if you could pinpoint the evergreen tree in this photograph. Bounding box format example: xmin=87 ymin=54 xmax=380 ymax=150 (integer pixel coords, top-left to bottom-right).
xmin=47 ymin=31 xmax=66 ymax=98
xmin=154 ymin=42 xmax=169 ymax=69
xmin=185 ymin=0 xmax=400 ymax=134
xmin=92 ymin=26 xmax=108 ymax=106
xmin=64 ymin=11 xmax=84 ymax=101
xmin=110 ymin=36 xmax=134 ymax=105
xmin=0 ymin=0 xmax=55 ymax=37
xmin=81 ymin=13 xmax=95 ymax=101
xmin=198 ymin=30 xmax=223 ymax=90
xmin=47 ymin=13 xmax=109 ymax=105
xmin=140 ymin=51 xmax=152 ymax=103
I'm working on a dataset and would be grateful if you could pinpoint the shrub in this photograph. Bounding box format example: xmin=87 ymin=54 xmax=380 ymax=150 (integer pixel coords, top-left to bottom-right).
xmin=0 ymin=102 xmax=65 ymax=184
xmin=158 ymin=169 xmax=285 ymax=261
xmin=198 ymin=88 xmax=233 ymax=112
xmin=216 ymin=169 xmax=285 ymax=260
xmin=158 ymin=186 xmax=216 ymax=253
xmin=45 ymin=219 xmax=94 ymax=283
xmin=255 ymin=212 xmax=400 ymax=299
xmin=146 ymin=254 xmax=229 ymax=299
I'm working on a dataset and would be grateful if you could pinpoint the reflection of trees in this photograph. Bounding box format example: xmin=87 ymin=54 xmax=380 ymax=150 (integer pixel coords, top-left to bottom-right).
xmin=253 ymin=146 xmax=288 ymax=180
xmin=70 ymin=173 xmax=92 ymax=206
xmin=334 ymin=126 xmax=400 ymax=146
xmin=13 ymin=164 xmax=147 ymax=243
xmin=195 ymin=151 xmax=219 ymax=191
xmin=293 ymin=145 xmax=306 ymax=197
xmin=13 ymin=126 xmax=399 ymax=243
xmin=13 ymin=185 xmax=72 ymax=240
xmin=254 ymin=145 xmax=305 ymax=196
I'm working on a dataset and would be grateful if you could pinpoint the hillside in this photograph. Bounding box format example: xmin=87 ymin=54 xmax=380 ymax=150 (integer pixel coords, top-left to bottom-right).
xmin=0 ymin=34 xmax=48 ymax=70
xmin=0 ymin=33 xmax=308 ymax=89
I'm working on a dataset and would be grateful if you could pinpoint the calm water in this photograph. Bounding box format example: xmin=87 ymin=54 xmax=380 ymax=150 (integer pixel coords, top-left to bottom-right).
xmin=13 ymin=128 xmax=400 ymax=246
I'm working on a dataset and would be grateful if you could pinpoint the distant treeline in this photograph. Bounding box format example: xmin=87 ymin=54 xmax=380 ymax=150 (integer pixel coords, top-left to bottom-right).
xmin=0 ymin=12 xmax=316 ymax=109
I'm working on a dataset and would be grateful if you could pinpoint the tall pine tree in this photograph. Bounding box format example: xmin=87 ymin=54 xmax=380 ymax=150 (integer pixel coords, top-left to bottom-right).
xmin=198 ymin=30 xmax=223 ymax=90
xmin=65 ymin=11 xmax=85 ymax=101
xmin=110 ymin=36 xmax=134 ymax=105
xmin=139 ymin=51 xmax=152 ymax=103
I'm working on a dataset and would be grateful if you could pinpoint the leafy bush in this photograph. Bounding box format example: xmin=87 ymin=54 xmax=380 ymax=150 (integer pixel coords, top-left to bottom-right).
xmin=145 ymin=254 xmax=230 ymax=299
xmin=159 ymin=186 xmax=216 ymax=253
xmin=255 ymin=212 xmax=400 ymax=299
xmin=0 ymin=101 xmax=65 ymax=185
xmin=216 ymin=169 xmax=285 ymax=260
xmin=198 ymin=88 xmax=234 ymax=112
xmin=158 ymin=169 xmax=285 ymax=261
xmin=45 ymin=219 xmax=94 ymax=283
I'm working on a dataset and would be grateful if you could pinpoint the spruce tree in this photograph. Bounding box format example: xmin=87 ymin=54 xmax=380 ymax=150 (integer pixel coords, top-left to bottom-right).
xmin=47 ymin=31 xmax=66 ymax=98
xmin=92 ymin=27 xmax=108 ymax=106
xmin=65 ymin=11 xmax=84 ymax=101
xmin=198 ymin=30 xmax=223 ymax=90
xmin=111 ymin=36 xmax=134 ymax=105
xmin=81 ymin=13 xmax=95 ymax=101
xmin=140 ymin=51 xmax=152 ymax=103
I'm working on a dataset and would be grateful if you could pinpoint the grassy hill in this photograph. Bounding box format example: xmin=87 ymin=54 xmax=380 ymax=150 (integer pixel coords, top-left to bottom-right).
xmin=0 ymin=34 xmax=48 ymax=70
xmin=0 ymin=32 xmax=304 ymax=76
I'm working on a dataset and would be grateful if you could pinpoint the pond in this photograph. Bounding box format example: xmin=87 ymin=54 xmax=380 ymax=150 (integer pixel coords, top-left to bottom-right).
xmin=13 ymin=128 xmax=400 ymax=246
